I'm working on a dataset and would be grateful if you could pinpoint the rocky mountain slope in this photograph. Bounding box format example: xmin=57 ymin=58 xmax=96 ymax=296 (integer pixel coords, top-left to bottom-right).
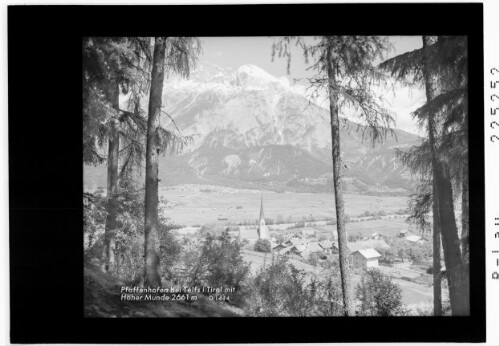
xmin=84 ymin=61 xmax=421 ymax=194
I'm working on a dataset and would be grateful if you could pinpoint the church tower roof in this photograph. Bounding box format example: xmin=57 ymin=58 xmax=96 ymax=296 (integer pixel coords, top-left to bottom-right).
xmin=259 ymin=193 xmax=265 ymax=221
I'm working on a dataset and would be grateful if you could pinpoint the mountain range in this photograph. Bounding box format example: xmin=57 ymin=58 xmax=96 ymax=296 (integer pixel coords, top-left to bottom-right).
xmin=84 ymin=61 xmax=421 ymax=195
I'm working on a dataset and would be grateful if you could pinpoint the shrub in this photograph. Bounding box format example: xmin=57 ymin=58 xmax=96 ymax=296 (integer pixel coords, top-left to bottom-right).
xmin=254 ymin=239 xmax=272 ymax=253
xmin=172 ymin=230 xmax=250 ymax=306
xmin=247 ymin=258 xmax=343 ymax=317
xmin=356 ymin=268 xmax=408 ymax=316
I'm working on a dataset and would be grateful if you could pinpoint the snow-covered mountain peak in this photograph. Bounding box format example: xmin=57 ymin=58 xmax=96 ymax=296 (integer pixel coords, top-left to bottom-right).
xmin=235 ymin=64 xmax=287 ymax=91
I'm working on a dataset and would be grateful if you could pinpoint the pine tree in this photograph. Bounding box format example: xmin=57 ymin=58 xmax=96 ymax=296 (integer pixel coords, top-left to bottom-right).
xmin=83 ymin=37 xmax=152 ymax=272
xmin=144 ymin=37 xmax=167 ymax=287
xmin=273 ymin=36 xmax=394 ymax=315
xmin=143 ymin=37 xmax=200 ymax=287
xmin=380 ymin=36 xmax=469 ymax=315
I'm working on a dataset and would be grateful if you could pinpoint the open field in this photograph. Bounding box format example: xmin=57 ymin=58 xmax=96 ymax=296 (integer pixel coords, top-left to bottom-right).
xmin=161 ymin=184 xmax=409 ymax=226
xmin=315 ymin=219 xmax=415 ymax=238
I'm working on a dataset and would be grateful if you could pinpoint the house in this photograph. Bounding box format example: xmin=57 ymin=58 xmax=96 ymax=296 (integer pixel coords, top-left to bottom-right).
xmin=290 ymin=237 xmax=307 ymax=248
xmin=276 ymin=245 xmax=294 ymax=256
xmin=399 ymin=229 xmax=411 ymax=238
xmin=287 ymin=244 xmax=307 ymax=257
xmin=371 ymin=232 xmax=382 ymax=240
xmin=294 ymin=243 xmax=308 ymax=253
xmin=271 ymin=240 xmax=280 ymax=250
xmin=352 ymin=249 xmax=382 ymax=269
xmin=301 ymin=242 xmax=327 ymax=260
xmin=319 ymin=240 xmax=334 ymax=253
xmin=306 ymin=241 xmax=324 ymax=253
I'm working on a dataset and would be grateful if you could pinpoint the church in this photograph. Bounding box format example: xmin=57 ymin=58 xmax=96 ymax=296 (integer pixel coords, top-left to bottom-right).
xmin=257 ymin=194 xmax=270 ymax=240
xmin=237 ymin=193 xmax=270 ymax=241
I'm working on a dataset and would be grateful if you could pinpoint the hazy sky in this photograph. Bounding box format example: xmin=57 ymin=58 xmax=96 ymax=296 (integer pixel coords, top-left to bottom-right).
xmin=197 ymin=36 xmax=426 ymax=135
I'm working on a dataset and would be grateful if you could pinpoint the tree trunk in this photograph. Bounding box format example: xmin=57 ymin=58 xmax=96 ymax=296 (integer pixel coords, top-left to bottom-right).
xmin=104 ymin=76 xmax=120 ymax=272
xmin=461 ymin=164 xmax=469 ymax=264
xmin=432 ymin=180 xmax=442 ymax=316
xmin=326 ymin=37 xmax=354 ymax=316
xmin=144 ymin=37 xmax=166 ymax=288
xmin=433 ymin=163 xmax=468 ymax=315
xmin=423 ymin=35 xmax=469 ymax=315
xmin=461 ymin=163 xmax=470 ymax=311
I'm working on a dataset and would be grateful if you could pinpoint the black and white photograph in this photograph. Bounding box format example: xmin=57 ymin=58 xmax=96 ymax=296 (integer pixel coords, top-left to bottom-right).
xmin=83 ymin=35 xmax=470 ymax=318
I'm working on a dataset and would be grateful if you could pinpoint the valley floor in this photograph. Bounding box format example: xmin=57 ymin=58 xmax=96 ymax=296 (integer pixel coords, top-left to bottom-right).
xmin=161 ymin=184 xmax=409 ymax=226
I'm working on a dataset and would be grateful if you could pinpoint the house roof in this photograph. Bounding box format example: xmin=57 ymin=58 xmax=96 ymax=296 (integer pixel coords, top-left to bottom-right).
xmin=271 ymin=241 xmax=281 ymax=249
xmin=400 ymin=229 xmax=409 ymax=234
xmin=319 ymin=240 xmax=333 ymax=249
xmin=306 ymin=242 xmax=323 ymax=253
xmin=294 ymin=244 xmax=307 ymax=252
xmin=290 ymin=238 xmax=307 ymax=247
xmin=406 ymin=235 xmax=422 ymax=243
xmin=301 ymin=228 xmax=317 ymax=234
xmin=277 ymin=245 xmax=294 ymax=254
xmin=354 ymin=248 xmax=381 ymax=259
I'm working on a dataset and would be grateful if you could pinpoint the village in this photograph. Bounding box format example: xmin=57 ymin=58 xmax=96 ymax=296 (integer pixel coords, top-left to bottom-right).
xmin=173 ymin=195 xmax=441 ymax=310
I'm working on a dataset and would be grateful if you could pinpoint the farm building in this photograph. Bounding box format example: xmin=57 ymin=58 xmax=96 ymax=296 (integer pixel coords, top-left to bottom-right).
xmin=352 ymin=249 xmax=382 ymax=269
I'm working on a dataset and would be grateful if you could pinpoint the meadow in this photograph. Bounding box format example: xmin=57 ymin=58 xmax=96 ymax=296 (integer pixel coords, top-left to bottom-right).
xmin=161 ymin=184 xmax=410 ymax=227
xmin=316 ymin=219 xmax=414 ymax=238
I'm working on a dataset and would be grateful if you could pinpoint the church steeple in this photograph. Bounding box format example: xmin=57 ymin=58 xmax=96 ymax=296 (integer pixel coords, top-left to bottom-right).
xmin=257 ymin=193 xmax=269 ymax=239
xmin=259 ymin=193 xmax=265 ymax=221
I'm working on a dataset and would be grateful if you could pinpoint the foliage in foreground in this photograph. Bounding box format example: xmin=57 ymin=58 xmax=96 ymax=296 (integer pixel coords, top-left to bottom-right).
xmin=356 ymin=268 xmax=408 ymax=316
xmin=84 ymin=183 xmax=181 ymax=282
xmin=171 ymin=230 xmax=250 ymax=306
xmin=246 ymin=257 xmax=343 ymax=317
